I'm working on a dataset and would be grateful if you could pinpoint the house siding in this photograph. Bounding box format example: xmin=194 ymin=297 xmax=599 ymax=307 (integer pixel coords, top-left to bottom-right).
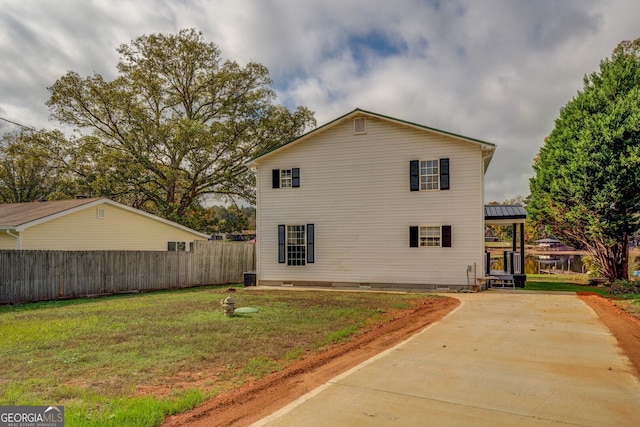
xmin=0 ymin=233 xmax=17 ymax=250
xmin=255 ymin=114 xmax=486 ymax=287
xmin=18 ymin=202 xmax=207 ymax=251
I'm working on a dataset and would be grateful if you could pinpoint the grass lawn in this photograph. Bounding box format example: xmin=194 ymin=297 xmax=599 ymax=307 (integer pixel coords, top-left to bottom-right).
xmin=0 ymin=286 xmax=435 ymax=427
xmin=523 ymin=273 xmax=611 ymax=295
xmin=524 ymin=274 xmax=640 ymax=314
xmin=614 ymin=298 xmax=640 ymax=317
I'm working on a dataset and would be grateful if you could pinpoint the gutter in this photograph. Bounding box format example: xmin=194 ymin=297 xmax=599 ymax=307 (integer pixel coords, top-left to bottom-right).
xmin=6 ymin=230 xmax=20 ymax=249
xmin=482 ymin=146 xmax=496 ymax=173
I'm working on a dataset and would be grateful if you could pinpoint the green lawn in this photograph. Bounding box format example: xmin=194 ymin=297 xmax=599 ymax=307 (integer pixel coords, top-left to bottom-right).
xmin=524 ymin=281 xmax=611 ymax=296
xmin=524 ymin=274 xmax=640 ymax=305
xmin=523 ymin=273 xmax=609 ymax=295
xmin=0 ymin=286 xmax=435 ymax=427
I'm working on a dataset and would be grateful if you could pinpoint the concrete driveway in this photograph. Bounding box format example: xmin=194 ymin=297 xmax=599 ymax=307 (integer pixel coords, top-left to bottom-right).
xmin=252 ymin=292 xmax=640 ymax=426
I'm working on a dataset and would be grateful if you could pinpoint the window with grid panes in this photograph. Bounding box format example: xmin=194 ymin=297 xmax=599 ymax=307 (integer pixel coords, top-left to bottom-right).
xmin=420 ymin=226 xmax=441 ymax=247
xmin=287 ymin=225 xmax=306 ymax=265
xmin=280 ymin=169 xmax=292 ymax=188
xmin=420 ymin=160 xmax=439 ymax=190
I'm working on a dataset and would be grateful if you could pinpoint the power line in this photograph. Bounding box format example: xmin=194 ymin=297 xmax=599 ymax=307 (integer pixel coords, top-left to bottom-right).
xmin=0 ymin=117 xmax=36 ymax=131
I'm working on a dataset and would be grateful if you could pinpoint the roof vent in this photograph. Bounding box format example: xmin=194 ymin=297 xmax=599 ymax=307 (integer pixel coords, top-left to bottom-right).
xmin=354 ymin=117 xmax=366 ymax=134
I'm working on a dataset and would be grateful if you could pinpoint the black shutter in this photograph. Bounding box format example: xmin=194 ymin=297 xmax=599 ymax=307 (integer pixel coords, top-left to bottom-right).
xmin=442 ymin=225 xmax=452 ymax=247
xmin=409 ymin=226 xmax=419 ymax=247
xmin=278 ymin=225 xmax=286 ymax=263
xmin=440 ymin=158 xmax=450 ymax=190
xmin=272 ymin=169 xmax=280 ymax=188
xmin=307 ymin=223 xmax=314 ymax=263
xmin=292 ymin=168 xmax=300 ymax=188
xmin=410 ymin=160 xmax=420 ymax=191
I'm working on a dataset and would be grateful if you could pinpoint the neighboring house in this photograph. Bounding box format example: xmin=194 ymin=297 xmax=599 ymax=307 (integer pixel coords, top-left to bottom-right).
xmin=484 ymin=227 xmax=499 ymax=242
xmin=535 ymin=238 xmax=562 ymax=248
xmin=534 ymin=238 xmax=574 ymax=252
xmin=0 ymin=198 xmax=209 ymax=251
xmin=248 ymin=108 xmax=498 ymax=290
xmin=209 ymin=231 xmax=256 ymax=242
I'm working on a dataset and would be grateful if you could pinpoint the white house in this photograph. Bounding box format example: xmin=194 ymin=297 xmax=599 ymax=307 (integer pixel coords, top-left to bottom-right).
xmin=248 ymin=109 xmax=497 ymax=290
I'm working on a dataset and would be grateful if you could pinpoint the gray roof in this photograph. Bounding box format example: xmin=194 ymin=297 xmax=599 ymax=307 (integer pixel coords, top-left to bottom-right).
xmin=0 ymin=198 xmax=102 ymax=227
xmin=484 ymin=205 xmax=527 ymax=220
xmin=0 ymin=198 xmax=210 ymax=237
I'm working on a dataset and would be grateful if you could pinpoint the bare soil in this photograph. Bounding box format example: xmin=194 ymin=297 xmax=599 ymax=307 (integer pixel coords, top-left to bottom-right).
xmin=163 ymin=293 xmax=640 ymax=427
xmin=578 ymin=293 xmax=640 ymax=376
xmin=162 ymin=296 xmax=460 ymax=427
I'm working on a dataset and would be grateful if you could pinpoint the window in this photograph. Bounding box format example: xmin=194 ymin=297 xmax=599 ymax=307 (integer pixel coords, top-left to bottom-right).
xmin=168 ymin=241 xmax=187 ymax=251
xmin=96 ymin=208 xmax=105 ymax=219
xmin=281 ymin=169 xmax=292 ymax=188
xmin=410 ymin=225 xmax=452 ymax=248
xmin=278 ymin=223 xmax=315 ymax=265
xmin=354 ymin=117 xmax=366 ymax=134
xmin=410 ymin=159 xmax=450 ymax=191
xmin=420 ymin=226 xmax=441 ymax=246
xmin=272 ymin=168 xmax=300 ymax=188
xmin=287 ymin=225 xmax=306 ymax=266
xmin=420 ymin=160 xmax=439 ymax=190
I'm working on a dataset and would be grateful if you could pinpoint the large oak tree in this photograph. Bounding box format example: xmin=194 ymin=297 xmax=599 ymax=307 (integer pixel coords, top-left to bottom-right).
xmin=528 ymin=38 xmax=640 ymax=280
xmin=46 ymin=29 xmax=315 ymax=228
xmin=0 ymin=129 xmax=78 ymax=203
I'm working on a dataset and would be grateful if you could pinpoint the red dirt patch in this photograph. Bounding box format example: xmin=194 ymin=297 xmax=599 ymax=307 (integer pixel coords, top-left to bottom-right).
xmin=163 ymin=293 xmax=640 ymax=427
xmin=578 ymin=292 xmax=640 ymax=377
xmin=162 ymin=296 xmax=459 ymax=427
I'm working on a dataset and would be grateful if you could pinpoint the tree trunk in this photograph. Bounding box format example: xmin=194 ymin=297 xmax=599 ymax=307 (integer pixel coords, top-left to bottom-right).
xmin=598 ymin=239 xmax=629 ymax=281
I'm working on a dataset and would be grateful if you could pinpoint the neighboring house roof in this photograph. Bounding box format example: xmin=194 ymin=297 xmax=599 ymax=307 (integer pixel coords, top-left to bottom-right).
xmin=0 ymin=198 xmax=101 ymax=228
xmin=0 ymin=198 xmax=209 ymax=237
xmin=535 ymin=238 xmax=561 ymax=243
xmin=484 ymin=205 xmax=527 ymax=224
xmin=247 ymin=108 xmax=496 ymax=170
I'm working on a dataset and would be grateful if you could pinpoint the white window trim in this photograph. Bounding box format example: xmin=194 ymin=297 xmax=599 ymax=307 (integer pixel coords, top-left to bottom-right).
xmin=287 ymin=225 xmax=306 ymax=266
xmin=168 ymin=241 xmax=188 ymax=252
xmin=420 ymin=160 xmax=439 ymax=191
xmin=419 ymin=226 xmax=442 ymax=247
xmin=280 ymin=169 xmax=292 ymax=188
xmin=354 ymin=117 xmax=367 ymax=134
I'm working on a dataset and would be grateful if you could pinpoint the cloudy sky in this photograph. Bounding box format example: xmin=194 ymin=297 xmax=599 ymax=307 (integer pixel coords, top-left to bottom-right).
xmin=0 ymin=0 xmax=638 ymax=203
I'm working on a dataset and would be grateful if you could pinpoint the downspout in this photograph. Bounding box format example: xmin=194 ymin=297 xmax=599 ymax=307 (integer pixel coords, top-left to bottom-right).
xmin=6 ymin=230 xmax=20 ymax=249
xmin=481 ymin=148 xmax=494 ymax=277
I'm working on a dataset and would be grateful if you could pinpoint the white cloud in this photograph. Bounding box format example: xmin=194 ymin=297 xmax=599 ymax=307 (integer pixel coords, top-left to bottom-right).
xmin=0 ymin=0 xmax=638 ymax=202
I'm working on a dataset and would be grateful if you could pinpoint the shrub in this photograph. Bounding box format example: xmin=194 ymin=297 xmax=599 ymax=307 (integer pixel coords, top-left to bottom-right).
xmin=609 ymin=280 xmax=640 ymax=295
xmin=581 ymin=255 xmax=602 ymax=276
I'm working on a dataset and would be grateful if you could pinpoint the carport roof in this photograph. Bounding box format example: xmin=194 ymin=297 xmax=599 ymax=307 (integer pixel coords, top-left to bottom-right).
xmin=484 ymin=205 xmax=527 ymax=224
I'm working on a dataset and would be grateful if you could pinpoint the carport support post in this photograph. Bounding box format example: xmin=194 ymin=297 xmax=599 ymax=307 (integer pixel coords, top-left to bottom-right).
xmin=485 ymin=252 xmax=490 ymax=275
xmin=520 ymin=222 xmax=525 ymax=274
xmin=510 ymin=252 xmax=515 ymax=274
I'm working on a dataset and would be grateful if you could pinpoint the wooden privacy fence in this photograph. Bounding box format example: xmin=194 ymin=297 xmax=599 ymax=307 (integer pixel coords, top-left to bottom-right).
xmin=0 ymin=241 xmax=255 ymax=304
